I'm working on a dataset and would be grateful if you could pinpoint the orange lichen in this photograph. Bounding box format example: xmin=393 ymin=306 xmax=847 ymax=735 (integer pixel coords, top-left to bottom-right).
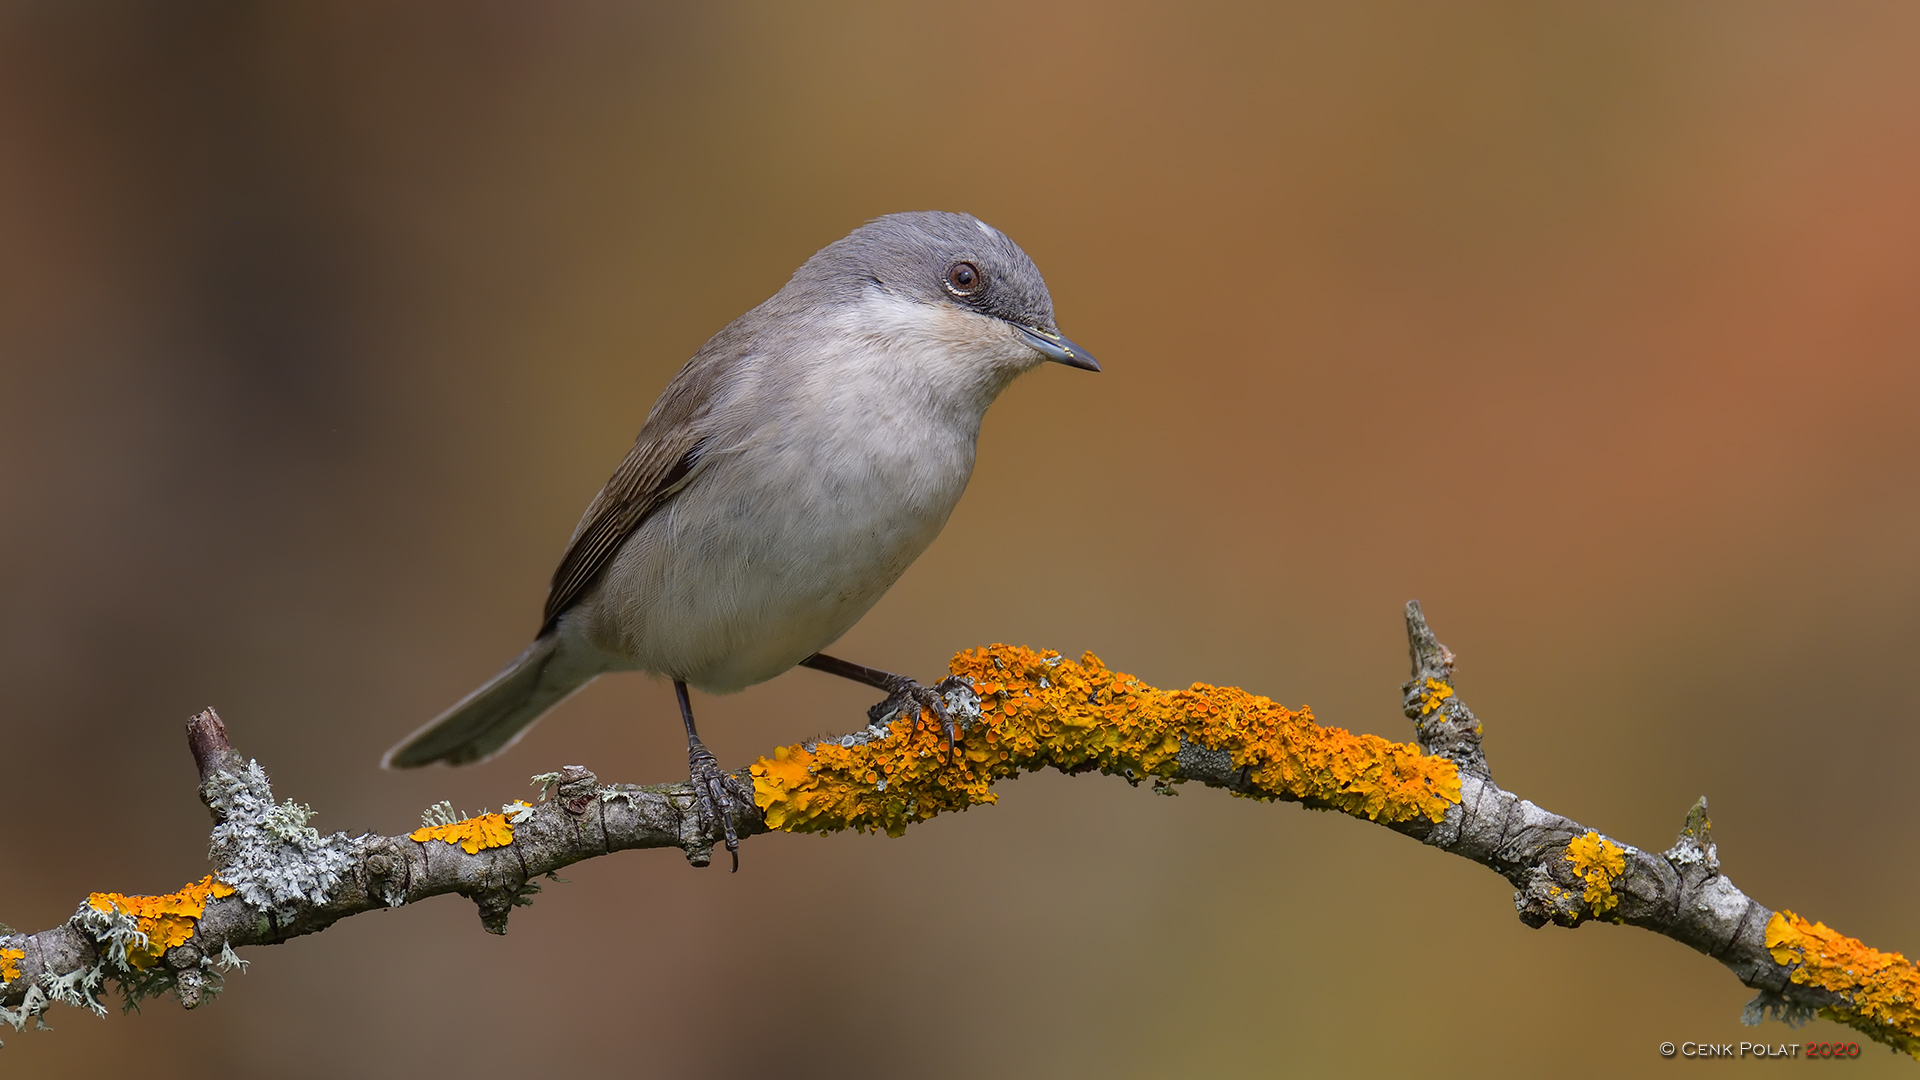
xmin=753 ymin=645 xmax=1462 ymax=837
xmin=409 ymin=813 xmax=514 ymax=854
xmin=1564 ymin=831 xmax=1626 ymax=916
xmin=0 ymin=947 xmax=22 ymax=984
xmin=86 ymin=875 xmax=236 ymax=969
xmin=1767 ymin=911 xmax=1920 ymax=1057
xmin=1416 ymin=678 xmax=1454 ymax=716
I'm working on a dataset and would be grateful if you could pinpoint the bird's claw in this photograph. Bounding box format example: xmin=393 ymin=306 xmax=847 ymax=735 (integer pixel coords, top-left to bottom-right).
xmin=686 ymin=737 xmax=749 ymax=871
xmin=868 ymin=677 xmax=961 ymax=764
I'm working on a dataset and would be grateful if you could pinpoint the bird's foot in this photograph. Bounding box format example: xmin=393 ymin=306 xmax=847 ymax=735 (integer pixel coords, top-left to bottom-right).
xmin=868 ymin=677 xmax=961 ymax=763
xmin=686 ymin=737 xmax=751 ymax=872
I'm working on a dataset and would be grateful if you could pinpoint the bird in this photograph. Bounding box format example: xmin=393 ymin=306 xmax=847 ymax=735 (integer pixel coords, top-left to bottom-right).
xmin=383 ymin=211 xmax=1099 ymax=868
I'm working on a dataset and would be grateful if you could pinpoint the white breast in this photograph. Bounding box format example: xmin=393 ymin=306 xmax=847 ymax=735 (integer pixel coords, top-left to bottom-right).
xmin=569 ymin=290 xmax=1030 ymax=693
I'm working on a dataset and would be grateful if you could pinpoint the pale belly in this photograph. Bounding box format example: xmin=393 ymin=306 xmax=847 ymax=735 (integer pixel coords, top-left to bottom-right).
xmin=569 ymin=420 xmax=976 ymax=693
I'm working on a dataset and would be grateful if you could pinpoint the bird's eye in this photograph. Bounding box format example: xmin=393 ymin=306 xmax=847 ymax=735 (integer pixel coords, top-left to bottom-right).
xmin=946 ymin=261 xmax=983 ymax=296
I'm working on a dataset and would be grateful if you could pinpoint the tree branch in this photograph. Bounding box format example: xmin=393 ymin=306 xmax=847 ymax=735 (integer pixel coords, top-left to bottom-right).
xmin=2 ymin=603 xmax=1914 ymax=1056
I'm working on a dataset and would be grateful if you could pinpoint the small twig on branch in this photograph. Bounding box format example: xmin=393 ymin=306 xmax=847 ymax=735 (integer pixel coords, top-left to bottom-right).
xmin=2 ymin=604 xmax=1915 ymax=1055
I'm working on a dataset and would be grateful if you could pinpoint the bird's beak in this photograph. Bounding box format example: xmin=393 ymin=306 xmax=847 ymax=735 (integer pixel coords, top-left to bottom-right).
xmin=1015 ymin=325 xmax=1101 ymax=371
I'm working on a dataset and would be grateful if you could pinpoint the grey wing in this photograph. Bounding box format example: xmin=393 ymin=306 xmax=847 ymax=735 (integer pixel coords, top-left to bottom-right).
xmin=538 ymin=432 xmax=706 ymax=634
xmin=537 ymin=336 xmax=749 ymax=635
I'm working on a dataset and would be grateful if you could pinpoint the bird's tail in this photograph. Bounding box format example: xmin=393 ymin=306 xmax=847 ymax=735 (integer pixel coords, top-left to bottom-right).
xmin=383 ymin=635 xmax=589 ymax=768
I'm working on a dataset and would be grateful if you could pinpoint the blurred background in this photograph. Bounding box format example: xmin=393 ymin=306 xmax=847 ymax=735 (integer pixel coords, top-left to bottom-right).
xmin=3 ymin=2 xmax=1918 ymax=1076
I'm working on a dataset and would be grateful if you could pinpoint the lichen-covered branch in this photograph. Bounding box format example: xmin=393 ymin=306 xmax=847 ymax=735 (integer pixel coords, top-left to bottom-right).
xmin=0 ymin=710 xmax=760 ymax=1038
xmin=3 ymin=604 xmax=1915 ymax=1057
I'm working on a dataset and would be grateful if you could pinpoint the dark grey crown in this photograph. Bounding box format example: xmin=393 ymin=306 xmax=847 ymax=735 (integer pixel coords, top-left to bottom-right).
xmin=792 ymin=211 xmax=1060 ymax=333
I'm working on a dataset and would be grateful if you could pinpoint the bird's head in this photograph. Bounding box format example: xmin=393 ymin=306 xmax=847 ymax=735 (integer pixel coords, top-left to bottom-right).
xmin=797 ymin=211 xmax=1100 ymax=386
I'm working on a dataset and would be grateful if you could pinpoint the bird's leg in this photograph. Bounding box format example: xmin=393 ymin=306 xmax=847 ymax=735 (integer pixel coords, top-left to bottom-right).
xmin=798 ymin=653 xmax=959 ymax=761
xmin=676 ymin=679 xmax=747 ymax=872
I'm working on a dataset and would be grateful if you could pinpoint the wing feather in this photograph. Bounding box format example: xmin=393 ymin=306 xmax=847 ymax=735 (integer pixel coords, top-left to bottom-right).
xmin=537 ymin=332 xmax=751 ymax=634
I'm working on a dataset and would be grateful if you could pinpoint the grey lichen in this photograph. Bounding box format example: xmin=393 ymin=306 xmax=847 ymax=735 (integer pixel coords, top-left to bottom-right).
xmin=215 ymin=942 xmax=248 ymax=974
xmin=1743 ymin=989 xmax=1815 ymax=1028
xmin=0 ymin=983 xmax=53 ymax=1043
xmin=0 ymin=910 xmax=122 ymax=1037
xmin=529 ymin=771 xmax=563 ymax=801
xmin=115 ymin=962 xmax=186 ymax=1013
xmin=69 ymin=901 xmax=143 ymax=985
xmin=419 ymin=800 xmax=470 ymax=828
xmin=204 ymin=760 xmax=355 ymax=918
xmin=40 ymin=957 xmax=107 ymax=1018
xmin=938 ymin=678 xmax=982 ymax=727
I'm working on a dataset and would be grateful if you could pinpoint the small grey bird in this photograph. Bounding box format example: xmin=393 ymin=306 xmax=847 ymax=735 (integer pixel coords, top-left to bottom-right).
xmin=384 ymin=211 xmax=1098 ymax=867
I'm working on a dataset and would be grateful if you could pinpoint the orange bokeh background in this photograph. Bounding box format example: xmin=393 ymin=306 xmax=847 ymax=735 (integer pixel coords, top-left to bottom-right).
xmin=3 ymin=4 xmax=1917 ymax=1076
